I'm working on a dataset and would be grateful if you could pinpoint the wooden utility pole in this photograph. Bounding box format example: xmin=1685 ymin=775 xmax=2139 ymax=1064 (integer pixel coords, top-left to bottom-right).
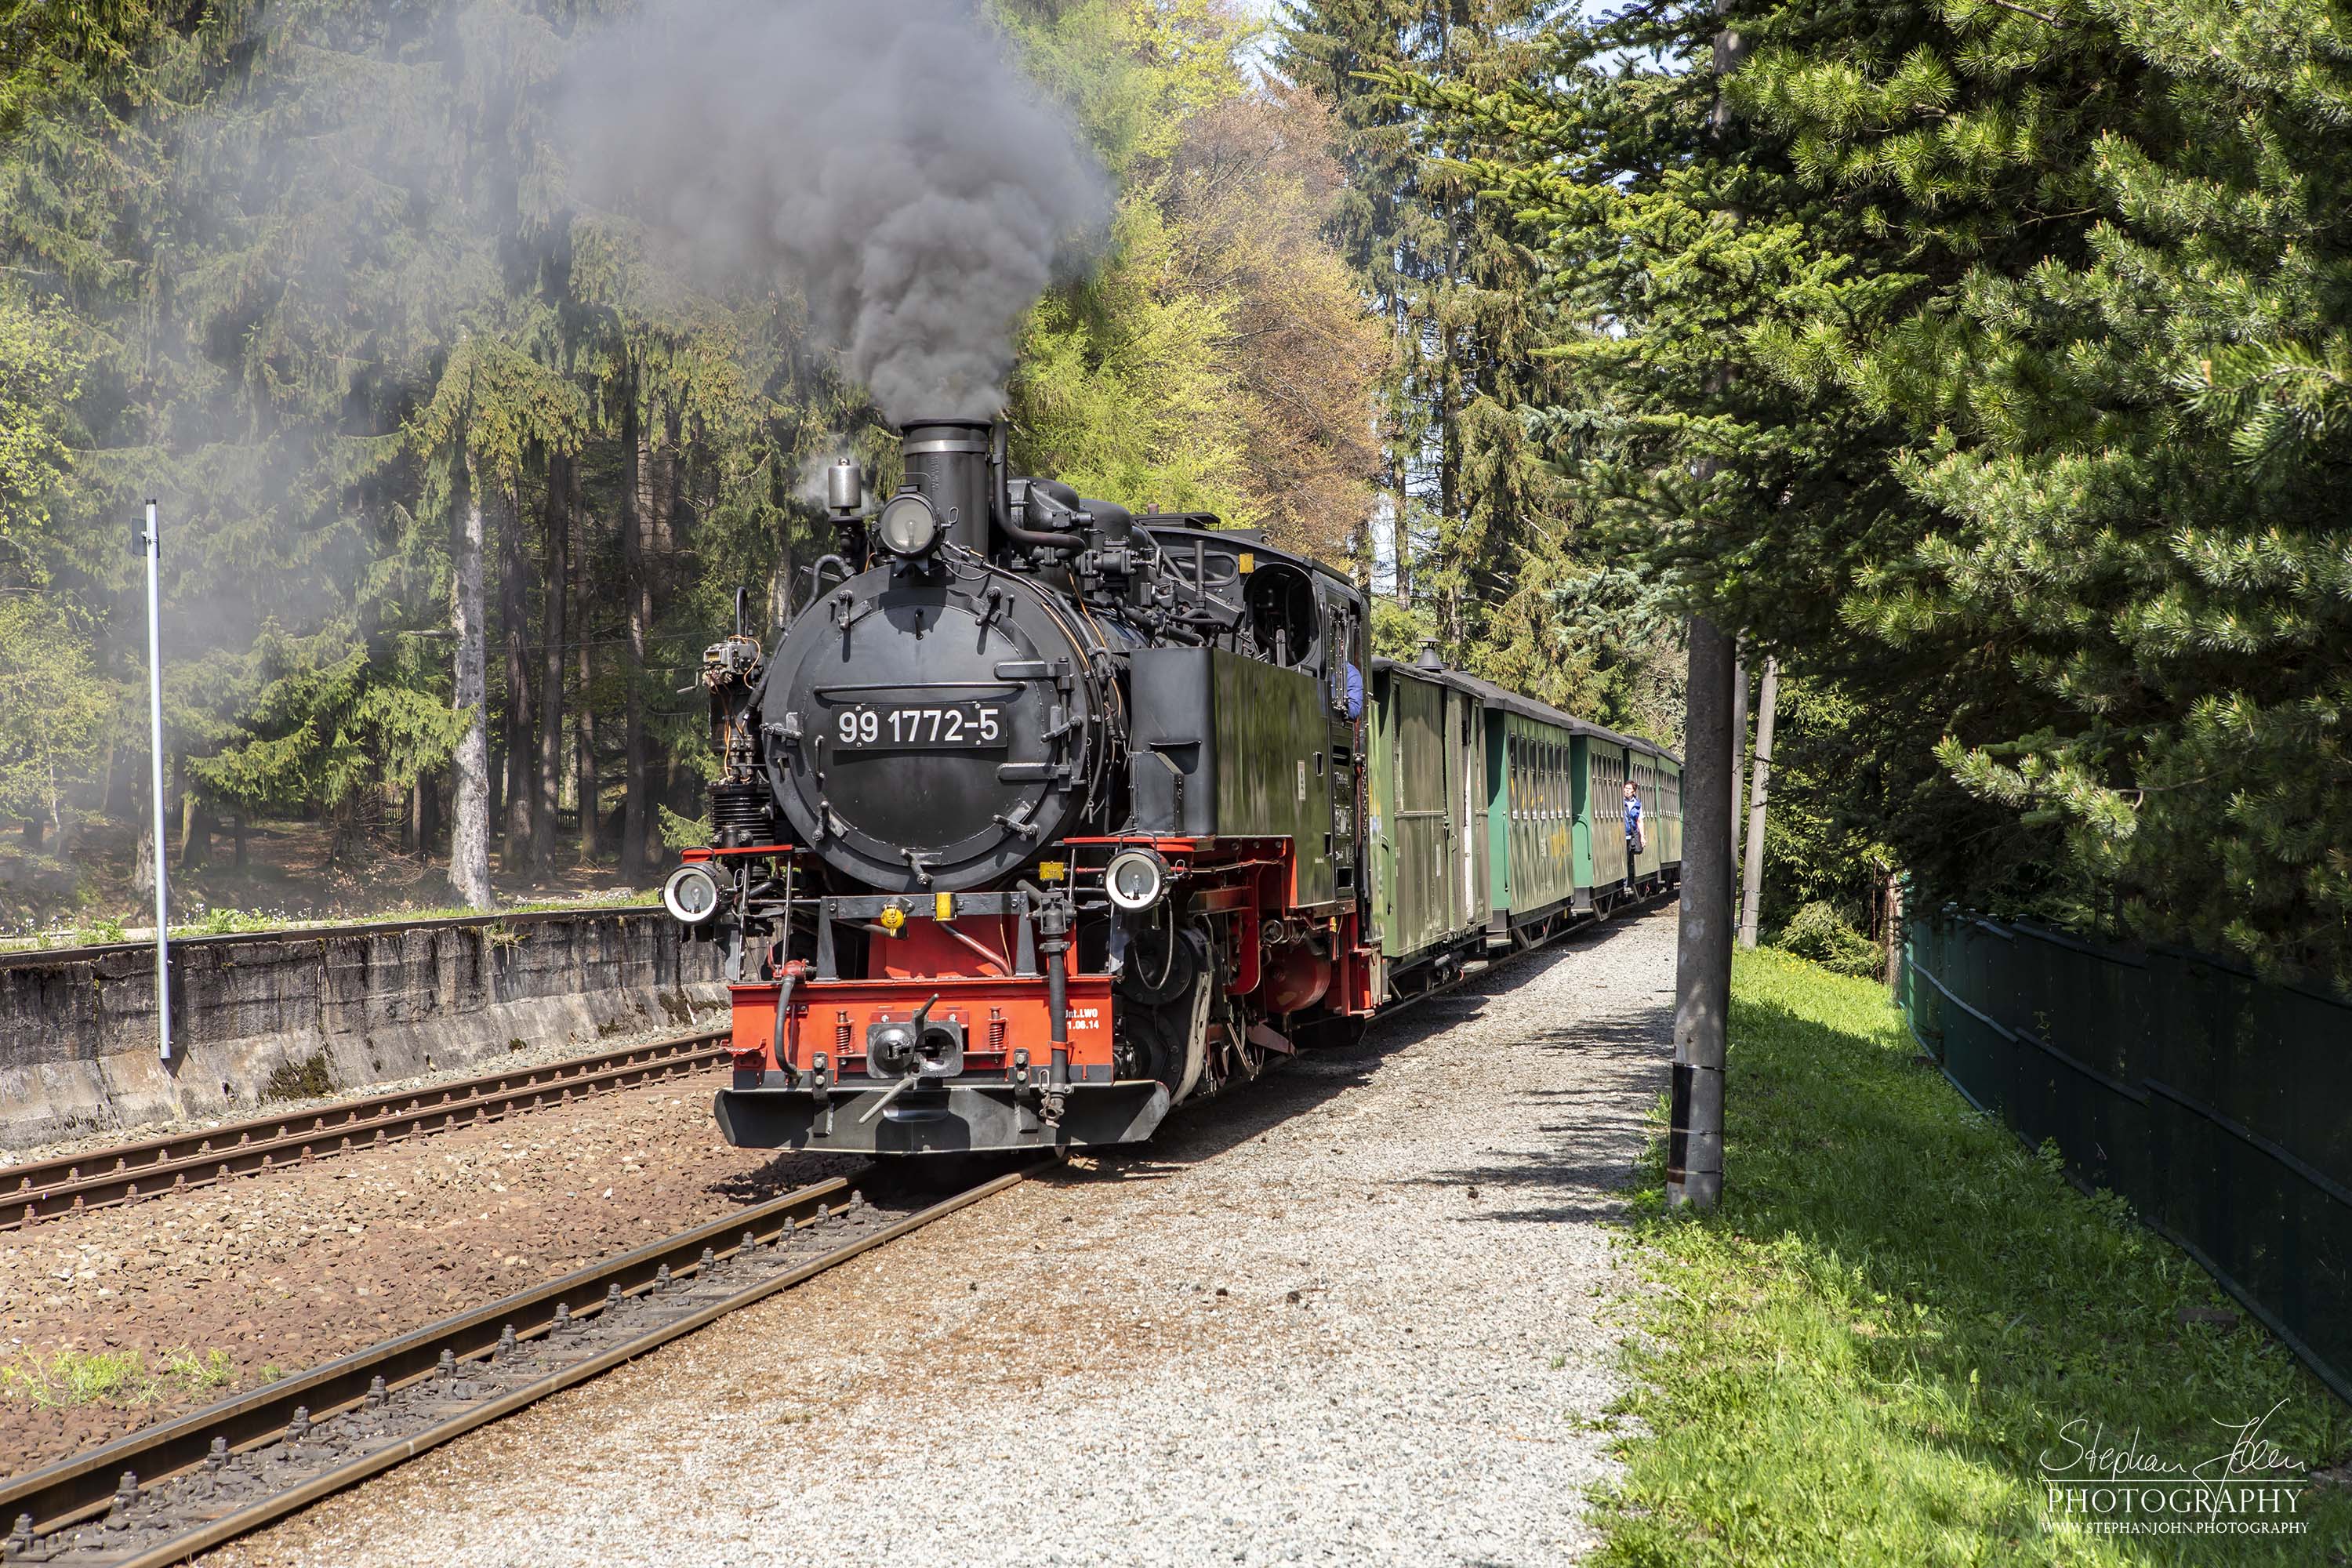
xmin=1670 ymin=5 xmax=1748 ymax=1212
xmin=1883 ymin=871 xmax=1903 ymax=989
xmin=1739 ymin=657 xmax=1779 ymax=949
xmin=1669 ymin=615 xmax=1736 ymax=1210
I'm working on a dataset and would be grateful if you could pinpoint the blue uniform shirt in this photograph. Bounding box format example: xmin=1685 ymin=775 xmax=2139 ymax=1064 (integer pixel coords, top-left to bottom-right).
xmin=1624 ymin=793 xmax=1642 ymax=834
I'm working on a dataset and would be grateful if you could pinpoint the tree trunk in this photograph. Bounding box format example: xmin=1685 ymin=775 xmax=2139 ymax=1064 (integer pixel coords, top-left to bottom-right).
xmin=1738 ymin=657 xmax=1778 ymax=949
xmin=535 ymin=452 xmax=570 ymax=868
xmin=768 ymin=453 xmax=795 ymax=630
xmin=448 ymin=445 xmax=495 ymax=912
xmin=176 ymin=783 xmax=209 ymax=869
xmin=620 ymin=395 xmax=655 ymax=880
xmin=1388 ymin=473 xmax=1411 ymax=606
xmin=132 ymin=818 xmax=154 ymax=902
xmin=654 ymin=407 xmax=681 ymax=550
xmin=488 ymin=742 xmax=505 ymax=838
xmin=1727 ymin=648 xmax=1748 ymax=921
xmin=575 ymin=504 xmax=599 ymax=866
xmin=499 ymin=476 xmax=535 ymax=877
xmin=1884 ymin=871 xmax=1904 ymax=989
xmin=1669 ymin=615 xmax=1737 ymax=1211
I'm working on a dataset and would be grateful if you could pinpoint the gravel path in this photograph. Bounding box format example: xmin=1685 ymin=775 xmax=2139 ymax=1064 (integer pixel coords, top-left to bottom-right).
xmin=209 ymin=906 xmax=1676 ymax=1568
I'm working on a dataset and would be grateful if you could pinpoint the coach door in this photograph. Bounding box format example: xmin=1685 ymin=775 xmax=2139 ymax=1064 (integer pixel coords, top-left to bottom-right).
xmin=1457 ymin=694 xmax=1479 ymax=928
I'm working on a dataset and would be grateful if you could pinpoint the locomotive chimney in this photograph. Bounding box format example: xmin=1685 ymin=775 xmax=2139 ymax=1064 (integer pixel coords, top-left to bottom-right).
xmin=898 ymin=419 xmax=995 ymax=553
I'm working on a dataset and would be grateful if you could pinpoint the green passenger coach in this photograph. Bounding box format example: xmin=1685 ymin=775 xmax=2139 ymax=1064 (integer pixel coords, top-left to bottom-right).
xmin=1365 ymin=648 xmax=1679 ymax=993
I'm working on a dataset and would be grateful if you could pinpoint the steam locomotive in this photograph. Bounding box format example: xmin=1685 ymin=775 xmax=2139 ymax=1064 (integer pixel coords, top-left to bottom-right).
xmin=661 ymin=418 xmax=1682 ymax=1154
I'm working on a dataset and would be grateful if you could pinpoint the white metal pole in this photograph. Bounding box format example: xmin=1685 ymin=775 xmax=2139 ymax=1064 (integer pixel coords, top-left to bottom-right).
xmin=144 ymin=499 xmax=172 ymax=1063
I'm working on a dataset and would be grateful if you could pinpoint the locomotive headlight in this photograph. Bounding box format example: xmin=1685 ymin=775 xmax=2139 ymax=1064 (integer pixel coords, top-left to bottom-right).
xmin=662 ymin=863 xmax=724 ymax=925
xmin=875 ymin=492 xmax=942 ymax=557
xmin=1105 ymin=848 xmax=1170 ymax=913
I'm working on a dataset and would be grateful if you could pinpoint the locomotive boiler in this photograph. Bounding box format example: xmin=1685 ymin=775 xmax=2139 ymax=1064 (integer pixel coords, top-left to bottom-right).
xmin=662 ymin=418 xmax=1378 ymax=1154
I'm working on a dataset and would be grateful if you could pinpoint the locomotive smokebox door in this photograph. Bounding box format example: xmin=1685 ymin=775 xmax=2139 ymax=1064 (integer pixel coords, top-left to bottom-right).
xmin=762 ymin=564 xmax=1108 ymax=891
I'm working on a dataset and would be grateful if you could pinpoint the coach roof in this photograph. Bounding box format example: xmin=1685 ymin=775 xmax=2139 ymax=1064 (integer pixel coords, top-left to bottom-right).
xmin=1372 ymin=659 xmax=1682 ymax=768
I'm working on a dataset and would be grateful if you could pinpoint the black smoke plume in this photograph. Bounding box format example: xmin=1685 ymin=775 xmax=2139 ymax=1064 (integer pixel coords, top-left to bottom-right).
xmin=559 ymin=0 xmax=1112 ymax=422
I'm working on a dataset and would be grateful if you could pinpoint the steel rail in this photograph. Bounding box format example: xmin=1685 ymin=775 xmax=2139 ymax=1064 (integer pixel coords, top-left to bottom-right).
xmin=1 ymin=1030 xmax=728 ymax=1229
xmin=2 ymin=1162 xmax=1040 ymax=1564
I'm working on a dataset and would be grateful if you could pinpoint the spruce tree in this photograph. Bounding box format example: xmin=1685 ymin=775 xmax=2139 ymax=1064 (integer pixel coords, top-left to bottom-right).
xmin=1278 ymin=0 xmax=1566 ymax=637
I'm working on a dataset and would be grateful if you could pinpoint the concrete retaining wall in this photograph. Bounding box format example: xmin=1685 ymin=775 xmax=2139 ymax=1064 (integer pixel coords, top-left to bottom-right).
xmin=0 ymin=910 xmax=723 ymax=1149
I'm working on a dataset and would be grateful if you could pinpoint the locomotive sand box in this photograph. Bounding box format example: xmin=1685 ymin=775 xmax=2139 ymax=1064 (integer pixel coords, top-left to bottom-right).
xmin=660 ymin=417 xmax=1682 ymax=1155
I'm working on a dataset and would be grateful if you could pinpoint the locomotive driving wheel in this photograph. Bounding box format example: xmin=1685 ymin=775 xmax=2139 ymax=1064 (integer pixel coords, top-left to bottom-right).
xmin=1218 ymin=995 xmax=1266 ymax=1085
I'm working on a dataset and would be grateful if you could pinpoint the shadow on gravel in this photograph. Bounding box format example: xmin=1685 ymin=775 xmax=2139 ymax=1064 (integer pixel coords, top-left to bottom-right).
xmin=1044 ymin=908 xmax=1678 ymax=1195
xmin=704 ymin=1149 xmax=871 ymax=1203
xmin=1403 ymin=954 xmax=1673 ymax=1226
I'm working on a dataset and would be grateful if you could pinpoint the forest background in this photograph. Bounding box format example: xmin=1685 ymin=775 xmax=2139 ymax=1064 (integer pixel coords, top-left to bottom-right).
xmin=5 ymin=0 xmax=2349 ymax=992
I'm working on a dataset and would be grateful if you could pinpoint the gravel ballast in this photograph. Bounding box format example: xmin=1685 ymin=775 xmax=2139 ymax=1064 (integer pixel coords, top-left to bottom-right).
xmin=0 ymin=1011 xmax=855 ymax=1478
xmin=211 ymin=906 xmax=1679 ymax=1568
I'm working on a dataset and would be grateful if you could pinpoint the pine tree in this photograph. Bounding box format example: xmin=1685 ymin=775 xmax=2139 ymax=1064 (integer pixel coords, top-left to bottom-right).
xmin=1396 ymin=1 xmax=2062 ymax=891
xmin=1411 ymin=0 xmax=2352 ymax=982
xmin=1738 ymin=0 xmax=2352 ymax=977
xmin=0 ymin=0 xmax=1387 ymax=922
xmin=1278 ymin=0 xmax=1566 ymax=626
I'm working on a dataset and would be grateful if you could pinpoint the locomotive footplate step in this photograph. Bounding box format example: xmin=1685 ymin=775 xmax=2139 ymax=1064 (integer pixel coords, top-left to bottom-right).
xmin=713 ymin=1080 xmax=1170 ymax=1154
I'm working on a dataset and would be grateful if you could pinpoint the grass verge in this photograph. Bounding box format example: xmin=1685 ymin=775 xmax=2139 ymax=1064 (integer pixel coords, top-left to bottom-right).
xmin=1598 ymin=947 xmax=2350 ymax=1566
xmin=0 ymin=1347 xmax=236 ymax=1409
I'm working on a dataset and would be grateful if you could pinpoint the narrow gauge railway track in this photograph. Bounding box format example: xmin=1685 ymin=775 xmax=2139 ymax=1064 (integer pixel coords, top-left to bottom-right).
xmin=0 ymin=894 xmax=1671 ymax=1563
xmin=2 ymin=1031 xmax=728 ymax=1229
xmin=0 ymin=1163 xmax=1040 ymax=1566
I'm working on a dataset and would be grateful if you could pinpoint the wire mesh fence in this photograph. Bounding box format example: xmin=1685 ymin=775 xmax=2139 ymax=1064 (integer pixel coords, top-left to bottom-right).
xmin=1900 ymin=907 xmax=2350 ymax=1405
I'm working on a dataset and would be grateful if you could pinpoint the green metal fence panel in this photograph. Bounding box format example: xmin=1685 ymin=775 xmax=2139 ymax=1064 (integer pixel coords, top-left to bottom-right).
xmin=1902 ymin=907 xmax=2352 ymax=1405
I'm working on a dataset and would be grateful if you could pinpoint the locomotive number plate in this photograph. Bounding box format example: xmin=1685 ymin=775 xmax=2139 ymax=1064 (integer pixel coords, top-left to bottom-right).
xmin=833 ymin=702 xmax=1007 ymax=750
